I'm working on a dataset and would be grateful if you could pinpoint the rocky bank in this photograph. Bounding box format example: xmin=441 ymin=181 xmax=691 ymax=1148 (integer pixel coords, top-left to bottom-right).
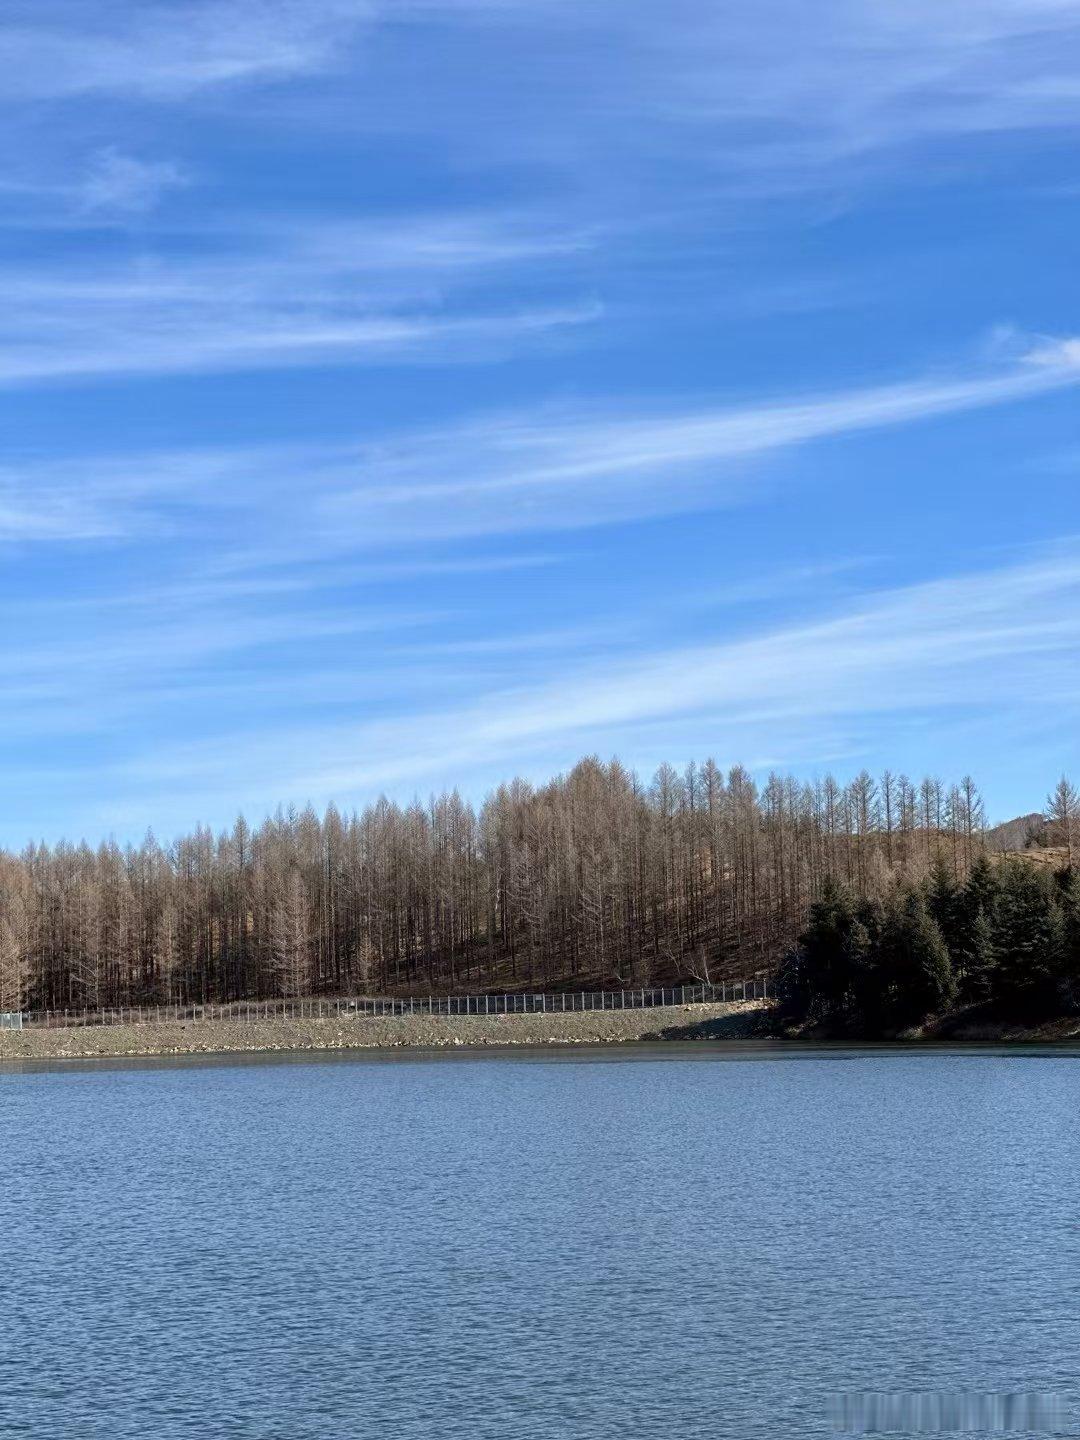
xmin=0 ymin=1000 xmax=772 ymax=1062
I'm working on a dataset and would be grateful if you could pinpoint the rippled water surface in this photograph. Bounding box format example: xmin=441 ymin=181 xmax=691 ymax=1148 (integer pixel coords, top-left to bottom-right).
xmin=2 ymin=1045 xmax=1079 ymax=1438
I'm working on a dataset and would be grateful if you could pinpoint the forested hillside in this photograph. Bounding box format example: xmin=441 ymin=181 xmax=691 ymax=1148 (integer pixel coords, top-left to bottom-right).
xmin=0 ymin=758 xmax=1029 ymax=1013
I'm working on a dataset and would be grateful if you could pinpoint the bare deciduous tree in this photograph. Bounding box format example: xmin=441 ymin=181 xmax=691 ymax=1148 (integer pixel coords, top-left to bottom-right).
xmin=0 ymin=757 xmax=1000 ymax=1011
xmin=1046 ymin=776 xmax=1080 ymax=864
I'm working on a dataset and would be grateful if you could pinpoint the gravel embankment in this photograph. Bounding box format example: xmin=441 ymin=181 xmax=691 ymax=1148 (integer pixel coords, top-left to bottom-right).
xmin=0 ymin=1001 xmax=771 ymax=1061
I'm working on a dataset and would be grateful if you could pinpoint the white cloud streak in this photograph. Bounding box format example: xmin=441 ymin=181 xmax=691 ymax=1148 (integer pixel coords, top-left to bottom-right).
xmin=6 ymin=1 xmax=1080 ymax=182
xmin=319 ymin=340 xmax=1080 ymax=543
xmin=0 ymin=211 xmax=598 ymax=385
xmin=77 ymin=547 xmax=1080 ymax=826
xmin=0 ymin=299 xmax=596 ymax=386
xmin=5 ymin=3 xmax=1080 ymax=843
xmin=4 ymin=338 xmax=1078 ymax=545
xmin=78 ymin=148 xmax=191 ymax=214
xmin=0 ymin=1 xmax=376 ymax=100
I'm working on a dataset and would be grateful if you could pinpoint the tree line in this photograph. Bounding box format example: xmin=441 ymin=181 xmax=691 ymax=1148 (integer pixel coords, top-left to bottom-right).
xmin=0 ymin=756 xmax=1069 ymax=1015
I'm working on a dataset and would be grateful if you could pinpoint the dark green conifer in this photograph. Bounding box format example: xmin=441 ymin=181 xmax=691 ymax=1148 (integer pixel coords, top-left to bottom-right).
xmin=1054 ymin=867 xmax=1080 ymax=1010
xmin=992 ymin=862 xmax=1065 ymax=1012
xmin=881 ymin=889 xmax=956 ymax=1026
xmin=961 ymin=907 xmax=997 ymax=1005
xmin=928 ymin=857 xmax=962 ymax=956
xmin=789 ymin=877 xmax=869 ymax=1025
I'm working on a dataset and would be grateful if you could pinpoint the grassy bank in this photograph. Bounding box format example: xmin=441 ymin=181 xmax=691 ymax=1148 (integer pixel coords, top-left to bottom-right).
xmin=0 ymin=1000 xmax=772 ymax=1062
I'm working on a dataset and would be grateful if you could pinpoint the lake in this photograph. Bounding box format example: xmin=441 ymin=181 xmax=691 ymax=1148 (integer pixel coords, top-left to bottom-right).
xmin=1 ymin=1045 xmax=1078 ymax=1438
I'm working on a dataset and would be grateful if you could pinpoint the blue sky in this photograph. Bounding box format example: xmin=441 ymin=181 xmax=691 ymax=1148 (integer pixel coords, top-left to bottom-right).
xmin=4 ymin=0 xmax=1080 ymax=843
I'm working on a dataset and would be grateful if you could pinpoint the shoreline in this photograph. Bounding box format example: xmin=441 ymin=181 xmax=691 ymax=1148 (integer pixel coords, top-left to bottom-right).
xmin=3 ymin=999 xmax=1079 ymax=1064
xmin=0 ymin=1000 xmax=771 ymax=1062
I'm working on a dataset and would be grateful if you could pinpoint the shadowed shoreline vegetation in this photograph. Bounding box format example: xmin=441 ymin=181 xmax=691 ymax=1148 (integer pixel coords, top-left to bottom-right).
xmin=778 ymin=857 xmax=1080 ymax=1036
xmin=0 ymin=759 xmax=1076 ymax=1019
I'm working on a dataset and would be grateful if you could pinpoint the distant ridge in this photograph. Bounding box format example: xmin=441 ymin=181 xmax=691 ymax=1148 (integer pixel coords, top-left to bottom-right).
xmin=985 ymin=812 xmax=1045 ymax=852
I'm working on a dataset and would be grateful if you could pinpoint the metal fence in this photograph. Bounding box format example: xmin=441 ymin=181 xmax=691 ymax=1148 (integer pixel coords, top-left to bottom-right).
xmin=11 ymin=978 xmax=769 ymax=1031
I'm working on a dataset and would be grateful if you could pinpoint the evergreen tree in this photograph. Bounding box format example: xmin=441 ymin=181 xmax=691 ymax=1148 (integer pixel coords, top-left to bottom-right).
xmin=881 ymin=889 xmax=956 ymax=1026
xmin=992 ymin=863 xmax=1065 ymax=1012
xmin=1053 ymin=867 xmax=1080 ymax=1010
xmin=962 ymin=853 xmax=999 ymax=917
xmin=850 ymin=894 xmax=889 ymax=1028
xmin=788 ymin=878 xmax=869 ymax=1024
xmin=961 ymin=907 xmax=997 ymax=1005
xmin=928 ymin=857 xmax=963 ymax=966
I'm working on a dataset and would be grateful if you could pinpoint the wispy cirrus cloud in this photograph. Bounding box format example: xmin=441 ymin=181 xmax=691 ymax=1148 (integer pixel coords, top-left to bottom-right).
xmin=0 ymin=296 xmax=597 ymax=386
xmin=0 ymin=1 xmax=375 ymax=101
xmin=319 ymin=342 xmax=1080 ymax=543
xmin=0 ymin=1 xmax=580 ymax=107
xmin=265 ymin=0 xmax=1080 ymax=193
xmin=5 ymin=1 xmax=1080 ymax=847
xmin=4 ymin=335 xmax=1079 ymax=544
xmin=57 ymin=545 xmax=1080 ymax=832
xmin=77 ymin=148 xmax=191 ymax=214
xmin=0 ymin=209 xmax=598 ymax=385
xmin=7 ymin=1 xmax=1080 ymax=185
xmin=632 ymin=1 xmax=1080 ymax=184
xmin=5 ymin=1 xmax=1080 ymax=397
xmin=293 ymin=548 xmax=1080 ymax=792
xmin=0 ymin=148 xmax=191 ymax=222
